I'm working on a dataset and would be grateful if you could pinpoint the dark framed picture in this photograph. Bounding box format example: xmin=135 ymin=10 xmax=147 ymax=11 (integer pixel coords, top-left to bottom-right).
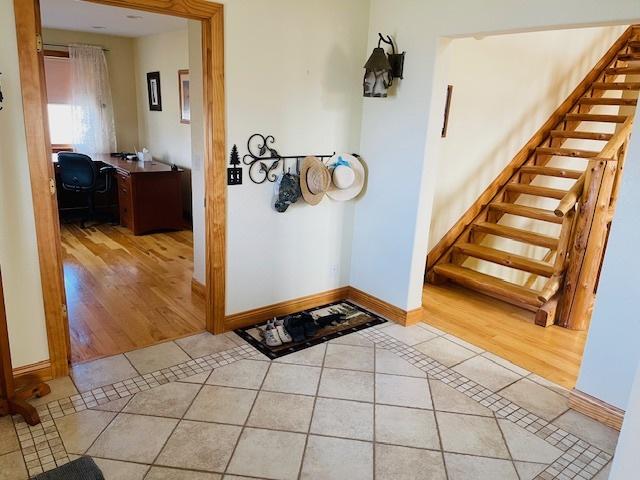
xmin=147 ymin=71 xmax=162 ymax=111
xmin=178 ymin=69 xmax=190 ymax=124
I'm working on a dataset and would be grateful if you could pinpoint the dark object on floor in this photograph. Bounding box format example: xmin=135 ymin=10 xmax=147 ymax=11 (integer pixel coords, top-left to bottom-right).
xmin=32 ymin=457 xmax=104 ymax=480
xmin=235 ymin=301 xmax=386 ymax=359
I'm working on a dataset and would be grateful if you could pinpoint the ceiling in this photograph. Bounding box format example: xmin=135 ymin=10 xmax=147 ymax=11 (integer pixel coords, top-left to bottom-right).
xmin=40 ymin=0 xmax=188 ymax=38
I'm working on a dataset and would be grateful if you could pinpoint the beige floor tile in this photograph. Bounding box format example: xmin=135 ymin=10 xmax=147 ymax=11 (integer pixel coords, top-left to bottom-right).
xmin=429 ymin=380 xmax=492 ymax=416
xmin=71 ymin=354 xmax=138 ymax=392
xmin=417 ymin=323 xmax=447 ymax=336
xmin=499 ymin=378 xmax=568 ymax=421
xmin=175 ymin=332 xmax=238 ymax=358
xmin=300 ymin=435 xmax=373 ymax=480
xmin=29 ymin=376 xmax=78 ymax=406
xmin=324 ymin=344 xmax=374 ymax=372
xmin=436 ymin=412 xmax=509 ymax=459
xmin=178 ymin=371 xmax=212 ymax=384
xmin=498 ymin=419 xmax=562 ymax=463
xmin=227 ymin=428 xmax=306 ymax=480
xmin=444 ymin=453 xmax=518 ymax=480
xmin=123 ymin=382 xmax=200 ymax=418
xmin=310 ymin=397 xmax=373 ymax=440
xmin=513 ymin=461 xmax=548 ymax=480
xmin=376 ymin=373 xmax=432 ymax=409
xmin=55 ymin=409 xmax=116 ymax=454
xmin=0 ymin=416 xmax=19 ymax=455
xmin=526 ymin=373 xmax=570 ymax=398
xmin=482 ymin=352 xmax=530 ymax=376
xmin=125 ymin=342 xmax=191 ymax=375
xmin=90 ymin=396 xmax=132 ymax=413
xmin=247 ymin=391 xmax=314 ymax=432
xmin=329 ymin=333 xmax=373 ymax=347
xmin=375 ymin=348 xmax=426 ymax=377
xmin=381 ymin=324 xmax=438 ymax=346
xmin=261 ymin=363 xmax=321 ymax=395
xmin=376 ymin=405 xmax=440 ymax=449
xmin=275 ymin=344 xmax=326 ymax=366
xmin=443 ymin=334 xmax=484 ymax=353
xmin=88 ymin=413 xmax=178 ymax=463
xmin=318 ymin=368 xmax=374 ymax=402
xmin=376 ymin=444 xmax=446 ymax=480
xmin=555 ymin=410 xmax=619 ymax=454
xmin=92 ymin=457 xmax=150 ymax=479
xmin=452 ymin=355 xmax=521 ymax=391
xmin=156 ymin=420 xmax=241 ymax=472
xmin=414 ymin=337 xmax=477 ymax=367
xmin=593 ymin=462 xmax=611 ymax=480
xmin=206 ymin=359 xmax=269 ymax=389
xmin=146 ymin=466 xmax=221 ymax=479
xmin=185 ymin=386 xmax=257 ymax=425
xmin=0 ymin=451 xmax=28 ymax=480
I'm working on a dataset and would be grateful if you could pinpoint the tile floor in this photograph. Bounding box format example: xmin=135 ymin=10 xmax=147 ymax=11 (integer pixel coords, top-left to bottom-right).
xmin=0 ymin=322 xmax=618 ymax=480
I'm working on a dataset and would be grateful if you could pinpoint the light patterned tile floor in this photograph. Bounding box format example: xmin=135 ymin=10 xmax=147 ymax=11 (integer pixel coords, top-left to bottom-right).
xmin=1 ymin=322 xmax=618 ymax=479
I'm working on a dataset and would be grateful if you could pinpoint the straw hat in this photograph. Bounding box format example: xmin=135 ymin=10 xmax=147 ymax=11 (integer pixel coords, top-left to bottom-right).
xmin=300 ymin=156 xmax=331 ymax=205
xmin=324 ymin=154 xmax=365 ymax=201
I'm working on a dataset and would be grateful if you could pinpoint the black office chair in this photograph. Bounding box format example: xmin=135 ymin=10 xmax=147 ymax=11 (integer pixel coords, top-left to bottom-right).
xmin=58 ymin=152 xmax=115 ymax=227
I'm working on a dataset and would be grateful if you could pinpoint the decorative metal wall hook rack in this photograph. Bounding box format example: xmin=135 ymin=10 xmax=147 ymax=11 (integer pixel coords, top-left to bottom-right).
xmin=242 ymin=133 xmax=337 ymax=184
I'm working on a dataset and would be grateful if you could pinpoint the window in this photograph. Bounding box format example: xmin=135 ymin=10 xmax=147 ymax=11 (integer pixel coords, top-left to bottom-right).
xmin=47 ymin=104 xmax=74 ymax=146
xmin=44 ymin=53 xmax=73 ymax=150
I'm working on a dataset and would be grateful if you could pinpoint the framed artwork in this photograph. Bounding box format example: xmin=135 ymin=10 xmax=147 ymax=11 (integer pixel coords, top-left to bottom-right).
xmin=146 ymin=71 xmax=162 ymax=111
xmin=178 ymin=69 xmax=190 ymax=124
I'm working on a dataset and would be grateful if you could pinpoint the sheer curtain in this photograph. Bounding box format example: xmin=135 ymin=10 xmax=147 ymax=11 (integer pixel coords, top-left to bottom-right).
xmin=68 ymin=44 xmax=117 ymax=155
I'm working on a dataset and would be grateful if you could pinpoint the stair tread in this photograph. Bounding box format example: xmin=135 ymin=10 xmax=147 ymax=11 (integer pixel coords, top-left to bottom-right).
xmin=617 ymin=53 xmax=640 ymax=61
xmin=433 ymin=264 xmax=543 ymax=307
xmin=473 ymin=222 xmax=559 ymax=249
xmin=455 ymin=243 xmax=555 ymax=277
xmin=549 ymin=130 xmax=613 ymax=141
xmin=489 ymin=202 xmax=564 ymax=224
xmin=505 ymin=183 xmax=569 ymax=200
xmin=591 ymin=82 xmax=640 ymax=90
xmin=520 ymin=166 xmax=583 ymax=179
xmin=536 ymin=147 xmax=600 ymax=158
xmin=565 ymin=113 xmax=628 ymax=123
xmin=577 ymin=97 xmax=637 ymax=106
xmin=605 ymin=66 xmax=640 ymax=75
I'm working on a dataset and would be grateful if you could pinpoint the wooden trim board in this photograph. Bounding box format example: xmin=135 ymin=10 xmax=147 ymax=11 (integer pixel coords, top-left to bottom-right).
xmin=12 ymin=360 xmax=53 ymax=391
xmin=191 ymin=278 xmax=206 ymax=299
xmin=13 ymin=0 xmax=226 ymax=379
xmin=570 ymin=388 xmax=624 ymax=431
xmin=348 ymin=287 xmax=423 ymax=326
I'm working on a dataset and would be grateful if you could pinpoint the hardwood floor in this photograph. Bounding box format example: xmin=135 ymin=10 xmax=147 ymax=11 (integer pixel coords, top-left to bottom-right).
xmin=422 ymin=283 xmax=587 ymax=389
xmin=61 ymin=223 xmax=205 ymax=364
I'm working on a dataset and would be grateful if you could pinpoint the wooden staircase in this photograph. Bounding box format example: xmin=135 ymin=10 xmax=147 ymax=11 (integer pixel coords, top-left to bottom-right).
xmin=426 ymin=26 xmax=639 ymax=329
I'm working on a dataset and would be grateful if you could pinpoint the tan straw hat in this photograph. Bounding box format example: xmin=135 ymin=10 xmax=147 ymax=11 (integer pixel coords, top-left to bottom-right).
xmin=300 ymin=156 xmax=330 ymax=205
xmin=323 ymin=154 xmax=365 ymax=201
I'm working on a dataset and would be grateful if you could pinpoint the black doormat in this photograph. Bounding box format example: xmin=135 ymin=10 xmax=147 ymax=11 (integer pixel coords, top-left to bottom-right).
xmin=32 ymin=457 xmax=104 ymax=480
xmin=234 ymin=300 xmax=386 ymax=359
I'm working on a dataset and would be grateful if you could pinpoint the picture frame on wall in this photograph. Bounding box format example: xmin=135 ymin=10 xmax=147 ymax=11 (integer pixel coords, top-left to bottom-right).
xmin=147 ymin=71 xmax=162 ymax=111
xmin=178 ymin=69 xmax=190 ymax=124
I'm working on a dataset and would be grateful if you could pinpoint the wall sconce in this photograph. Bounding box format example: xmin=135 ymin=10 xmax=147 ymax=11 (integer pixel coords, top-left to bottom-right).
xmin=363 ymin=33 xmax=405 ymax=98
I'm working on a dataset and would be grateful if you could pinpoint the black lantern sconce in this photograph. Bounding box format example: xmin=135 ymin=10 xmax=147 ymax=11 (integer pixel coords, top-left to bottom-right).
xmin=363 ymin=33 xmax=405 ymax=98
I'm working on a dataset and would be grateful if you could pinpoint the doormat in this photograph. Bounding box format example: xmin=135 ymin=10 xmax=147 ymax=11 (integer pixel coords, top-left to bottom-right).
xmin=234 ymin=300 xmax=387 ymax=359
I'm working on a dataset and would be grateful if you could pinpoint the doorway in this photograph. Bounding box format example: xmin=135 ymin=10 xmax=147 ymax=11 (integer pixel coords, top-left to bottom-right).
xmin=14 ymin=0 xmax=226 ymax=376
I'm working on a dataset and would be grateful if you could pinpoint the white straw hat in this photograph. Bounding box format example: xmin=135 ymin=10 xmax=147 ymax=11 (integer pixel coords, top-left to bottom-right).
xmin=324 ymin=154 xmax=365 ymax=201
xmin=300 ymin=156 xmax=331 ymax=205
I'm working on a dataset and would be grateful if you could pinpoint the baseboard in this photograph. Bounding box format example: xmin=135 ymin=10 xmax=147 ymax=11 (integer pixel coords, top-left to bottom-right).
xmin=13 ymin=360 xmax=53 ymax=390
xmin=347 ymin=287 xmax=423 ymax=326
xmin=191 ymin=278 xmax=205 ymax=299
xmin=224 ymin=287 xmax=351 ymax=331
xmin=569 ymin=388 xmax=624 ymax=431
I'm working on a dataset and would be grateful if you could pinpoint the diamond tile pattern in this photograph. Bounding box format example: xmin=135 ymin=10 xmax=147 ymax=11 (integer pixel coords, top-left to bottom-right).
xmin=9 ymin=326 xmax=616 ymax=479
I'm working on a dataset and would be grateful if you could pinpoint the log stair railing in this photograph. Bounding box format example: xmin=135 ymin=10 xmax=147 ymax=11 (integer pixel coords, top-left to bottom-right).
xmin=426 ymin=25 xmax=639 ymax=328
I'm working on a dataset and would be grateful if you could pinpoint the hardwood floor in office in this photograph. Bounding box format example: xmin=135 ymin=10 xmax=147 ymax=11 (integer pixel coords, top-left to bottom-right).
xmin=422 ymin=283 xmax=587 ymax=389
xmin=61 ymin=224 xmax=205 ymax=364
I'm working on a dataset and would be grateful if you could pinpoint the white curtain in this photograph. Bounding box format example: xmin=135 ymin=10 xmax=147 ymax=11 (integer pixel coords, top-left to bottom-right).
xmin=68 ymin=44 xmax=117 ymax=155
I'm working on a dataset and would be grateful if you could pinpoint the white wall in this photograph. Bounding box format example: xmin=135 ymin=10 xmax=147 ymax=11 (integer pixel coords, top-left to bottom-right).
xmin=610 ymin=359 xmax=640 ymax=479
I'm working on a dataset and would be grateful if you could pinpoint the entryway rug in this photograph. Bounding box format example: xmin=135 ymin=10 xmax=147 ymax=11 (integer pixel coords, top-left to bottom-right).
xmin=234 ymin=300 xmax=387 ymax=359
xmin=32 ymin=457 xmax=104 ymax=480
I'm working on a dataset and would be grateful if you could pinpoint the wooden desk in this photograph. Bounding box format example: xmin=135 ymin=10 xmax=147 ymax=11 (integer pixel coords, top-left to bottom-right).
xmin=54 ymin=154 xmax=184 ymax=235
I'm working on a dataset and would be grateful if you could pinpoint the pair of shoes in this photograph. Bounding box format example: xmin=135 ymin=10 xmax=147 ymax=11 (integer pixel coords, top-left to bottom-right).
xmin=284 ymin=313 xmax=320 ymax=342
xmin=262 ymin=317 xmax=292 ymax=347
xmin=315 ymin=313 xmax=347 ymax=328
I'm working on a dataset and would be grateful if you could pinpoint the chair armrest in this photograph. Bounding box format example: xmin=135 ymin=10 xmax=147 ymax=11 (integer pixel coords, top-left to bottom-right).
xmin=97 ymin=166 xmax=116 ymax=193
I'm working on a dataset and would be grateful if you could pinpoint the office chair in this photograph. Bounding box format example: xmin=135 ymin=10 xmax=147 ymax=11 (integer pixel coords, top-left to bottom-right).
xmin=57 ymin=152 xmax=116 ymax=227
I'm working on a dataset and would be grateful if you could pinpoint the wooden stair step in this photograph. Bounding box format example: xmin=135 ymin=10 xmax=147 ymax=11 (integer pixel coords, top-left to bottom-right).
xmin=565 ymin=113 xmax=628 ymax=123
xmin=432 ymin=264 xmax=543 ymax=308
xmin=504 ymin=183 xmax=569 ymax=200
xmin=454 ymin=243 xmax=554 ymax=277
xmin=591 ymin=82 xmax=640 ymax=91
xmin=549 ymin=130 xmax=613 ymax=141
xmin=628 ymin=40 xmax=640 ymax=49
xmin=605 ymin=66 xmax=640 ymax=75
xmin=577 ymin=97 xmax=637 ymax=106
xmin=617 ymin=52 xmax=640 ymax=61
xmin=472 ymin=222 xmax=559 ymax=249
xmin=520 ymin=165 xmax=583 ymax=180
xmin=536 ymin=147 xmax=600 ymax=158
xmin=489 ymin=202 xmax=563 ymax=224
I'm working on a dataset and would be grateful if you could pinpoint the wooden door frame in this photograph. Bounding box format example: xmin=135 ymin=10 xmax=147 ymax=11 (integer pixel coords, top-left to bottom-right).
xmin=13 ymin=0 xmax=226 ymax=378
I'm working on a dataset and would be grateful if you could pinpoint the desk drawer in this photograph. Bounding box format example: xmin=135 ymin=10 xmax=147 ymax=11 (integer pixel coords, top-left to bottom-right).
xmin=117 ymin=175 xmax=133 ymax=228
